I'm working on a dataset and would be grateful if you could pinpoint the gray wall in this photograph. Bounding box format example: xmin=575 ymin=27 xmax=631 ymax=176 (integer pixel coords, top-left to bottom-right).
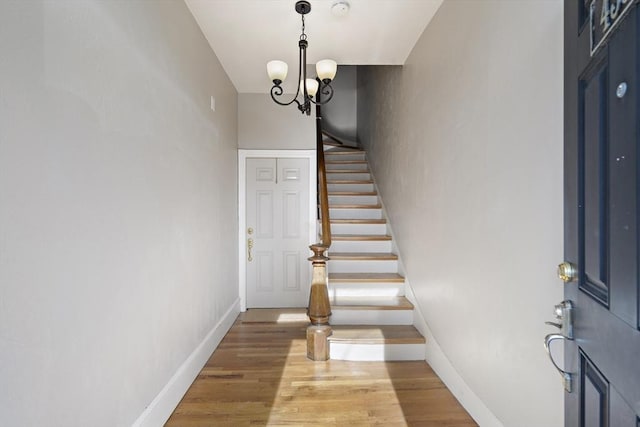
xmin=238 ymin=93 xmax=315 ymax=149
xmin=357 ymin=1 xmax=564 ymax=426
xmin=322 ymin=65 xmax=358 ymax=141
xmin=0 ymin=1 xmax=238 ymax=426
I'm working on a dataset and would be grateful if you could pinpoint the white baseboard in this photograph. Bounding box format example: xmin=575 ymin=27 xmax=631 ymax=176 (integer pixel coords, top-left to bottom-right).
xmin=405 ymin=285 xmax=503 ymax=427
xmin=132 ymin=298 xmax=241 ymax=427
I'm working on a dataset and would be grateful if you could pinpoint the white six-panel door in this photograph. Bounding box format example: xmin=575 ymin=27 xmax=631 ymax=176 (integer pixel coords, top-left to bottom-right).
xmin=245 ymin=157 xmax=310 ymax=308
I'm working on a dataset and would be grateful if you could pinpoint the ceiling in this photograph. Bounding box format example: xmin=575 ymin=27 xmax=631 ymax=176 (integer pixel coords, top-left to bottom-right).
xmin=185 ymin=0 xmax=444 ymax=94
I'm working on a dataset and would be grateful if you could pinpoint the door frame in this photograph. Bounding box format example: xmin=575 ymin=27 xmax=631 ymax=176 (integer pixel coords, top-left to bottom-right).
xmin=238 ymin=149 xmax=317 ymax=311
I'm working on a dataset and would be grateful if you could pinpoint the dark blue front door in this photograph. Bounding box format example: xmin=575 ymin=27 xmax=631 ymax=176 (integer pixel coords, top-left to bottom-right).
xmin=564 ymin=2 xmax=640 ymax=425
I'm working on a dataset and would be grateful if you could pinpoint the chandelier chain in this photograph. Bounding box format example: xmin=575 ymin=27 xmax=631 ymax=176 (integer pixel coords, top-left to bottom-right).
xmin=300 ymin=14 xmax=307 ymax=41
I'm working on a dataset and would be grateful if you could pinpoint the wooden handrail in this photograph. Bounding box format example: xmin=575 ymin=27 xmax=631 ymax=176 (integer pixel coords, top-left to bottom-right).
xmin=306 ymin=90 xmax=333 ymax=361
xmin=321 ymin=129 xmax=360 ymax=150
xmin=317 ymin=122 xmax=332 ymax=248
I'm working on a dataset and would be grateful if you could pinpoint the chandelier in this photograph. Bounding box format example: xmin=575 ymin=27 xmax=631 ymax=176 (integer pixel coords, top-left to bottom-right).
xmin=266 ymin=1 xmax=337 ymax=116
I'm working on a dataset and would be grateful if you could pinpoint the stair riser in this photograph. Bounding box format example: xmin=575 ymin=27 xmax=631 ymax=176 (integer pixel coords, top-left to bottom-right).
xmin=328 ymin=259 xmax=398 ymax=273
xmin=330 ymin=240 xmax=392 ymax=253
xmin=329 ymin=208 xmax=382 ymax=219
xmin=325 ymin=154 xmax=366 ymax=162
xmin=327 ymin=183 xmax=375 ymax=192
xmin=330 ymin=309 xmax=413 ymax=325
xmin=330 ymin=343 xmax=426 ymax=361
xmin=330 ymin=223 xmax=388 ymax=235
xmin=328 ymin=283 xmax=405 ymax=298
xmin=326 ymin=172 xmax=371 ymax=180
xmin=328 ymin=195 xmax=378 ymax=205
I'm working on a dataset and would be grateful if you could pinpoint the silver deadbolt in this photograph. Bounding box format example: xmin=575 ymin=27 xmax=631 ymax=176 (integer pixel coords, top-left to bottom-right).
xmin=545 ymin=300 xmax=574 ymax=339
xmin=616 ymin=82 xmax=628 ymax=98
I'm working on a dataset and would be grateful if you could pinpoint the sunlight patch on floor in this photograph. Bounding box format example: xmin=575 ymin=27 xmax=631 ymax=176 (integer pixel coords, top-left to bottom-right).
xmin=277 ymin=312 xmax=310 ymax=323
xmin=241 ymin=308 xmax=309 ymax=323
xmin=267 ymin=330 xmax=406 ymax=426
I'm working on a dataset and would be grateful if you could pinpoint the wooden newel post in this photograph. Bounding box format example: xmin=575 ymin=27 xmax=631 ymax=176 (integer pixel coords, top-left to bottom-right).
xmin=307 ymin=244 xmax=332 ymax=361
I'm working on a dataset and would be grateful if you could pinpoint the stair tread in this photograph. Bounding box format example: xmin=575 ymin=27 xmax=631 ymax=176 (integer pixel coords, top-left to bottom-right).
xmin=331 ymin=219 xmax=387 ymax=224
xmin=329 ymin=204 xmax=381 ymax=209
xmin=332 ymin=234 xmax=392 ymax=241
xmin=327 ymin=179 xmax=374 ymax=184
xmin=325 ymin=150 xmax=366 ymax=155
xmin=328 ymin=191 xmax=377 ymax=196
xmin=329 ymin=272 xmax=404 ymax=282
xmin=323 ymin=141 xmax=347 ymax=148
xmin=329 ymin=252 xmax=398 ymax=260
xmin=326 ymin=169 xmax=371 ymax=176
xmin=330 ymin=296 xmax=414 ymax=310
xmin=326 ymin=160 xmax=367 ymax=164
xmin=329 ymin=325 xmax=425 ymax=344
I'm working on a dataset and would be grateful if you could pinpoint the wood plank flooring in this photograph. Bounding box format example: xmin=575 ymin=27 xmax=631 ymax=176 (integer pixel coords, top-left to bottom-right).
xmin=166 ymin=311 xmax=477 ymax=427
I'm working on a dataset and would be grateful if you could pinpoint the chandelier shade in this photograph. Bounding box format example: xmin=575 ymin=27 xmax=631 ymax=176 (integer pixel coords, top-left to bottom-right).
xmin=300 ymin=78 xmax=319 ymax=98
xmin=267 ymin=60 xmax=288 ymax=84
xmin=316 ymin=59 xmax=337 ymax=83
xmin=266 ymin=1 xmax=337 ymax=115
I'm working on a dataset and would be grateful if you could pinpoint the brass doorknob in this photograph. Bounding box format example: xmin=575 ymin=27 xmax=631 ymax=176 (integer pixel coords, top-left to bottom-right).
xmin=557 ymin=262 xmax=577 ymax=283
xmin=247 ymin=238 xmax=254 ymax=262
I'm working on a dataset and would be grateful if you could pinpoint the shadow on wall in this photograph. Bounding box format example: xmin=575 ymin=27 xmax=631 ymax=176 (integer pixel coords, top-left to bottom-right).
xmin=322 ymin=65 xmax=359 ymax=142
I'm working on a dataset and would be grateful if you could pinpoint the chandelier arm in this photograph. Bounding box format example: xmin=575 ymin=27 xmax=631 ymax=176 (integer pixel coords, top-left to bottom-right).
xmin=309 ymin=83 xmax=334 ymax=105
xmin=270 ymin=85 xmax=300 ymax=107
xmin=320 ymin=83 xmax=333 ymax=98
xmin=290 ymin=45 xmax=304 ymax=105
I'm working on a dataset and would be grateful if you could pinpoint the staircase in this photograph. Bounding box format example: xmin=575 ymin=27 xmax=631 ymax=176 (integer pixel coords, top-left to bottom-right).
xmin=322 ymin=146 xmax=426 ymax=361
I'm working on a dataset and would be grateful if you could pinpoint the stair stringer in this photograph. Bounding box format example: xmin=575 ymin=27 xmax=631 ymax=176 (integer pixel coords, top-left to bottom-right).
xmin=367 ymin=169 xmax=503 ymax=427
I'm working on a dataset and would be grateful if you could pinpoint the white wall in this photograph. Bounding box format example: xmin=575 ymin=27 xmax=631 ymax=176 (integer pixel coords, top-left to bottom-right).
xmin=0 ymin=1 xmax=238 ymax=426
xmin=238 ymin=93 xmax=315 ymax=149
xmin=357 ymin=1 xmax=564 ymax=426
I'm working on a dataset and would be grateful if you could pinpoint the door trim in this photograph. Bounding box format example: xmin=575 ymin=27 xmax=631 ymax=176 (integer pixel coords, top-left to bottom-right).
xmin=238 ymin=149 xmax=317 ymax=311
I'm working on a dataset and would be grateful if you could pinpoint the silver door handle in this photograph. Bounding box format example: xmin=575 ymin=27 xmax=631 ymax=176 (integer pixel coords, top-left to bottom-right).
xmin=544 ymin=333 xmax=572 ymax=393
xmin=545 ymin=321 xmax=562 ymax=329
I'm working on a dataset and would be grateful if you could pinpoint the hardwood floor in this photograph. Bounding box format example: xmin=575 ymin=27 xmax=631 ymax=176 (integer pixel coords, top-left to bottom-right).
xmin=166 ymin=311 xmax=477 ymax=427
